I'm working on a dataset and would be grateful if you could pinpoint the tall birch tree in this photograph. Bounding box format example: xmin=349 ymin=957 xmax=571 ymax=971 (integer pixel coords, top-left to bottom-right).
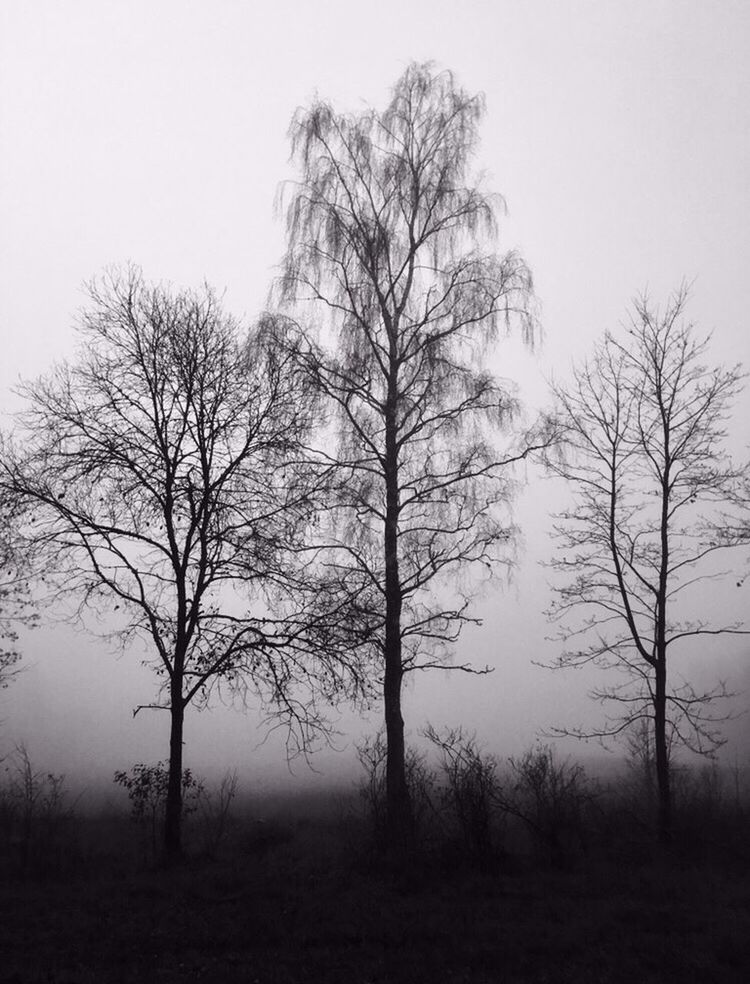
xmin=280 ymin=64 xmax=545 ymax=845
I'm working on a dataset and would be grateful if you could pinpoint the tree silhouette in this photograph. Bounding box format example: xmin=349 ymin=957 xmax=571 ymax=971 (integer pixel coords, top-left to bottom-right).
xmin=547 ymin=288 xmax=747 ymax=844
xmin=279 ymin=63 xmax=547 ymax=847
xmin=2 ymin=267 xmax=357 ymax=859
xmin=0 ymin=486 xmax=37 ymax=687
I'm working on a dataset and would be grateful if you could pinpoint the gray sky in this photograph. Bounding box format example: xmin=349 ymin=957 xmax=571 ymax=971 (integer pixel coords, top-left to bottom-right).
xmin=1 ymin=0 xmax=749 ymax=795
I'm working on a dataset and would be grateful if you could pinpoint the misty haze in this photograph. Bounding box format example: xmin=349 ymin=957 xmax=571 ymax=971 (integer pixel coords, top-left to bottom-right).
xmin=1 ymin=3 xmax=750 ymax=983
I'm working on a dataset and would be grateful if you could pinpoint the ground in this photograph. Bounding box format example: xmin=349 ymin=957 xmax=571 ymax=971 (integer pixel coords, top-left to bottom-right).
xmin=1 ymin=814 xmax=749 ymax=983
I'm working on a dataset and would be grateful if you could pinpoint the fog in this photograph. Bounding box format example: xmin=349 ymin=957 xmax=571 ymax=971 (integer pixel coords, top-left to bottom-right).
xmin=1 ymin=0 xmax=749 ymax=803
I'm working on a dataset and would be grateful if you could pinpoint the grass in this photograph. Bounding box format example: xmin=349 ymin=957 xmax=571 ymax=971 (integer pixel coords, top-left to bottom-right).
xmin=1 ymin=809 xmax=749 ymax=984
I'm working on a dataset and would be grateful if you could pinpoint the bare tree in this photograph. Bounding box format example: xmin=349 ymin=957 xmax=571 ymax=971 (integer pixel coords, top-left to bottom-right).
xmin=2 ymin=267 xmax=357 ymax=860
xmin=279 ymin=63 xmax=549 ymax=847
xmin=547 ymin=288 xmax=747 ymax=844
xmin=0 ymin=485 xmax=37 ymax=688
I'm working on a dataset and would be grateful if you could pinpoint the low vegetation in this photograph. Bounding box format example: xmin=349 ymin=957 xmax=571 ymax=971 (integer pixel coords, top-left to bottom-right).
xmin=1 ymin=740 xmax=748 ymax=983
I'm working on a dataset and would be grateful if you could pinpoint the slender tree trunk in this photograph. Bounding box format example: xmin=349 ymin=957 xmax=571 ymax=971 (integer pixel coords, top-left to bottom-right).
xmin=383 ymin=375 xmax=413 ymax=851
xmin=384 ymin=631 xmax=411 ymax=847
xmin=653 ymin=659 xmax=671 ymax=845
xmin=164 ymin=679 xmax=185 ymax=862
xmin=655 ymin=461 xmax=672 ymax=847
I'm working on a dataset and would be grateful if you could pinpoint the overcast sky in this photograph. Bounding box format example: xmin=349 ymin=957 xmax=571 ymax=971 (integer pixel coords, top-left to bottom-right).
xmin=1 ymin=0 xmax=749 ymax=796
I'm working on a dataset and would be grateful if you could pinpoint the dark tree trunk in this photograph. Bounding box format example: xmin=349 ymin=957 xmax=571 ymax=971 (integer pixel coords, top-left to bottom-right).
xmin=383 ymin=375 xmax=413 ymax=851
xmin=164 ymin=682 xmax=185 ymax=862
xmin=384 ymin=634 xmax=411 ymax=847
xmin=654 ymin=660 xmax=671 ymax=846
xmin=655 ymin=468 xmax=672 ymax=847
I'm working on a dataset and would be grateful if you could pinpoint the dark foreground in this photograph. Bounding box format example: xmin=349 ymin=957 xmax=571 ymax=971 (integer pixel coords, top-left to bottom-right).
xmin=1 ymin=816 xmax=749 ymax=984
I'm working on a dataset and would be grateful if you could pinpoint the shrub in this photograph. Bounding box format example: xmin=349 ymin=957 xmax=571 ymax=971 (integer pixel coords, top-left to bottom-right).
xmin=355 ymin=731 xmax=435 ymax=845
xmin=196 ymin=769 xmax=238 ymax=858
xmin=500 ymin=744 xmax=595 ymax=865
xmin=0 ymin=744 xmax=76 ymax=876
xmin=113 ymin=762 xmax=202 ymax=860
xmin=423 ymin=723 xmax=503 ymax=863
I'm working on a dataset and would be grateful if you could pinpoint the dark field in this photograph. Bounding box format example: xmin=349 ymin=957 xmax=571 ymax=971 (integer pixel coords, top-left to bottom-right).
xmin=2 ymin=800 xmax=749 ymax=984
